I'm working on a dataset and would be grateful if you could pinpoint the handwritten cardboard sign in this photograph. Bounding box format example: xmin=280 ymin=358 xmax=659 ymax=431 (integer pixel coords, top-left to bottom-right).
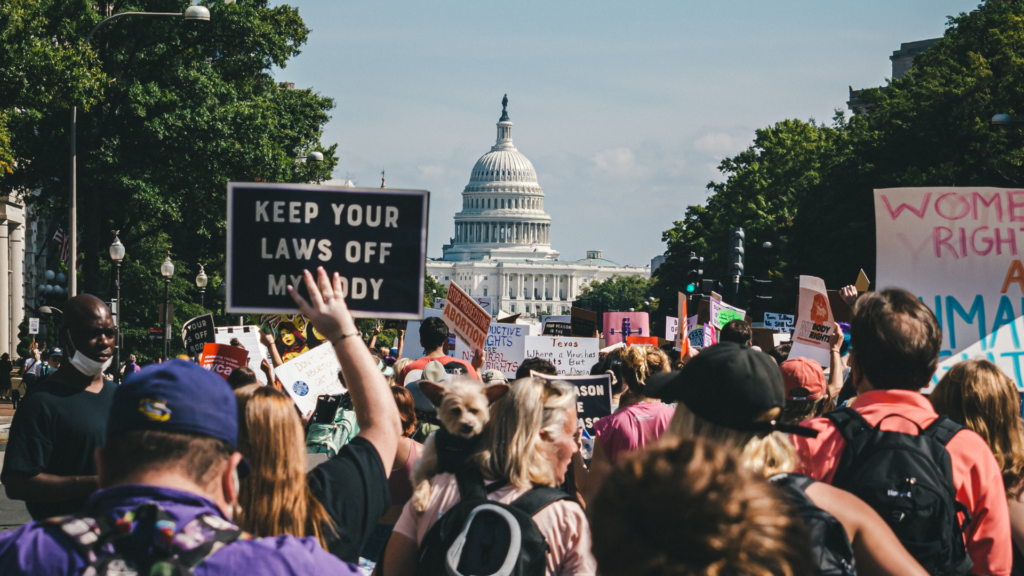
xmin=442 ymin=282 xmax=491 ymax=351
xmin=764 ymin=312 xmax=795 ymax=333
xmin=538 ymin=372 xmax=612 ymax=434
xmin=274 ymin=342 xmax=345 ymax=418
xmin=524 ymin=336 xmax=600 ymax=376
xmin=454 ymin=322 xmax=529 ymax=378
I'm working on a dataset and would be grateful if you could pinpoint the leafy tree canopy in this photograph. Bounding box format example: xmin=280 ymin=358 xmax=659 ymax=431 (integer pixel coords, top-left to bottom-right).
xmin=576 ymin=274 xmax=653 ymax=313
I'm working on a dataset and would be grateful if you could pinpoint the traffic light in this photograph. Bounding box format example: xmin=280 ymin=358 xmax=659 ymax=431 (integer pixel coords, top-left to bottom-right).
xmin=752 ymin=279 xmax=772 ymax=306
xmin=728 ymin=227 xmax=745 ymax=280
xmin=686 ymin=252 xmax=703 ymax=296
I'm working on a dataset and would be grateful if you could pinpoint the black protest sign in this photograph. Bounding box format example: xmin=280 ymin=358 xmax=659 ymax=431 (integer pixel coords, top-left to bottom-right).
xmin=181 ymin=314 xmax=216 ymax=356
xmin=538 ymin=372 xmax=612 ymax=434
xmin=226 ymin=183 xmax=429 ymax=319
xmin=383 ymin=319 xmax=408 ymax=331
xmin=570 ymin=307 xmax=597 ymax=337
xmin=542 ymin=321 xmax=571 ymax=336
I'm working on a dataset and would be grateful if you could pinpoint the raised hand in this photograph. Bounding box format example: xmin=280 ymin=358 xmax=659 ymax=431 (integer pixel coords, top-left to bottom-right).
xmin=839 ymin=285 xmax=858 ymax=307
xmin=287 ymin=267 xmax=358 ymax=344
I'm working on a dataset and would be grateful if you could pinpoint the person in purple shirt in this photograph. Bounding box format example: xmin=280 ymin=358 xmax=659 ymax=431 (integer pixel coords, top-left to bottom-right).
xmin=0 ymin=359 xmax=358 ymax=575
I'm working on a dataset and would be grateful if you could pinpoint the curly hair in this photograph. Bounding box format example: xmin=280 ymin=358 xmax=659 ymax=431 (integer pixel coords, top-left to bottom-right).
xmin=619 ymin=345 xmax=670 ymax=397
xmin=931 ymin=360 xmax=1024 ymax=498
xmin=589 ymin=436 xmax=812 ymax=576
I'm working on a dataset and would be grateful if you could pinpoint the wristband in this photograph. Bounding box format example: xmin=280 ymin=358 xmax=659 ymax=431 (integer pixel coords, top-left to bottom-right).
xmin=331 ymin=332 xmax=361 ymax=346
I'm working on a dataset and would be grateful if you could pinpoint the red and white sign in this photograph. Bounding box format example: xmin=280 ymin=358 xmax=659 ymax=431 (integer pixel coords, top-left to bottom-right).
xmin=200 ymin=343 xmax=250 ymax=380
xmin=789 ymin=275 xmax=834 ymax=366
xmin=442 ymin=282 xmax=491 ymax=351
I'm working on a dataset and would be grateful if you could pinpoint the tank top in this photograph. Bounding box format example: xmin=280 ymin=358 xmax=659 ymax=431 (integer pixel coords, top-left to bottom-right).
xmin=388 ymin=440 xmax=422 ymax=508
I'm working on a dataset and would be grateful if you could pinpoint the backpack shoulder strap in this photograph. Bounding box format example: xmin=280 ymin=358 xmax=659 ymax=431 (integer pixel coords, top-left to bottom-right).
xmin=510 ymin=486 xmax=571 ymax=517
xmin=171 ymin=514 xmax=249 ymax=569
xmin=826 ymin=407 xmax=871 ymax=442
xmin=454 ymin=465 xmax=488 ymax=502
xmin=922 ymin=415 xmax=963 ymax=447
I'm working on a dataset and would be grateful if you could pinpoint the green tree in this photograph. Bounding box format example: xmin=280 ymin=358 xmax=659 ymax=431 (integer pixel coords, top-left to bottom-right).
xmin=576 ymin=275 xmax=653 ymax=313
xmin=7 ymin=1 xmax=336 ymax=360
xmin=425 ymin=272 xmax=448 ymax=307
xmin=655 ymin=118 xmax=848 ymax=322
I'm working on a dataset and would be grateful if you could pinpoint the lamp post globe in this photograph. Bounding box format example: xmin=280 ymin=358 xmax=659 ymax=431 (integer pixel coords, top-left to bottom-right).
xmin=109 ymin=231 xmax=125 ymax=382
xmin=183 ymin=5 xmax=210 ymax=21
xmin=196 ymin=264 xmax=208 ymax=309
xmin=161 ymin=251 xmax=174 ymax=360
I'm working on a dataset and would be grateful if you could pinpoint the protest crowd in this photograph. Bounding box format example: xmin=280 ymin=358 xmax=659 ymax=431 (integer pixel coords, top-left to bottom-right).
xmin=0 ymin=265 xmax=1021 ymax=576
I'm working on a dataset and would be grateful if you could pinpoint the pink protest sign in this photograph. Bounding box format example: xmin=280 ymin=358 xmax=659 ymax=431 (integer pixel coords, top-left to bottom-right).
xmin=602 ymin=312 xmax=650 ymax=346
xmin=874 ymin=187 xmax=1024 ymax=390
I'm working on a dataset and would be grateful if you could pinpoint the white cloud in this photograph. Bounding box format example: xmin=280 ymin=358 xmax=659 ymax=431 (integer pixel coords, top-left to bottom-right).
xmin=693 ymin=132 xmax=749 ymax=157
xmin=592 ymin=147 xmax=649 ymax=178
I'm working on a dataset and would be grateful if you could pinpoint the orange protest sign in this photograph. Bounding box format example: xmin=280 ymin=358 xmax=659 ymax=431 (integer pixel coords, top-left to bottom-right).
xmin=442 ymin=282 xmax=491 ymax=351
xmin=200 ymin=343 xmax=250 ymax=380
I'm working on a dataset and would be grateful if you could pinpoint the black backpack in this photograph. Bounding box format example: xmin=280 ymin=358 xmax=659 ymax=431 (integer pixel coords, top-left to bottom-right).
xmin=827 ymin=408 xmax=973 ymax=576
xmin=769 ymin=473 xmax=856 ymax=576
xmin=50 ymin=501 xmax=246 ymax=575
xmin=416 ymin=466 xmax=570 ymax=576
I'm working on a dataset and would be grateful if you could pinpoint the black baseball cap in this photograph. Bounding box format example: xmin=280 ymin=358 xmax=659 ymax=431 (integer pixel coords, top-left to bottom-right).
xmin=645 ymin=342 xmax=817 ymax=438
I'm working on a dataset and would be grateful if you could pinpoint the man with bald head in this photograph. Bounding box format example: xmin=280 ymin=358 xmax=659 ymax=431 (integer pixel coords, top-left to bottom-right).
xmin=2 ymin=295 xmax=117 ymax=519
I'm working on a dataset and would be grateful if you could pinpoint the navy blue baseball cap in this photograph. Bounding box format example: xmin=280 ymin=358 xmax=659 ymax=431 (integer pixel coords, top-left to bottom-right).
xmin=108 ymin=360 xmax=250 ymax=475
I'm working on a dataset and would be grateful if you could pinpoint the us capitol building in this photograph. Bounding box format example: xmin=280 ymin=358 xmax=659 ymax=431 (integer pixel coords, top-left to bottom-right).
xmin=427 ymin=96 xmax=649 ymax=317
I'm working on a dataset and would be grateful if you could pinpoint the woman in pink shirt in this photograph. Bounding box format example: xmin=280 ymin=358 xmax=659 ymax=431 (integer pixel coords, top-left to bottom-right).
xmin=578 ymin=346 xmax=674 ymax=503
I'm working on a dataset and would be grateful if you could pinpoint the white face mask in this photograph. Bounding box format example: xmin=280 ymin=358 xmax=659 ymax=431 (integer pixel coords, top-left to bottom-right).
xmin=68 ymin=350 xmax=112 ymax=377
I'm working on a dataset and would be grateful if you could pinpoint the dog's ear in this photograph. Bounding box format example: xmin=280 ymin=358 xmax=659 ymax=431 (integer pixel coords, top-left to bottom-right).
xmin=483 ymin=382 xmax=510 ymax=404
xmin=418 ymin=381 xmax=448 ymax=407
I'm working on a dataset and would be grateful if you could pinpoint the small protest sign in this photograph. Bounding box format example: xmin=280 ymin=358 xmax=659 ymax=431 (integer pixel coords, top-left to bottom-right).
xmin=665 ymin=317 xmax=679 ymax=342
xmin=790 ymin=275 xmax=834 ymax=366
xmin=677 ymin=292 xmax=689 ymax=355
xmin=215 ymin=326 xmax=271 ymax=385
xmin=383 ymin=319 xmax=408 ymax=331
xmin=603 ymin=312 xmax=649 ymax=345
xmin=540 ymin=373 xmax=612 ymax=434
xmin=702 ymin=324 xmax=717 ymax=347
xmin=570 ymin=307 xmax=597 ymax=337
xmin=764 ymin=312 xmax=795 ymax=333
xmin=709 ymin=299 xmax=746 ymax=330
xmin=28 ymin=318 xmax=39 ymax=335
xmin=524 ymin=336 xmax=600 ymax=376
xmin=454 ymin=322 xmax=529 ymax=377
xmin=688 ymin=326 xmax=704 ymax=350
xmin=442 ymin=282 xmax=491 ymax=351
xmin=226 ymin=182 xmax=428 ymax=319
xmin=626 ymin=336 xmax=660 ymax=347
xmin=543 ymin=321 xmax=572 ymax=336
xmin=855 ymin=269 xmax=871 ymax=293
xmin=200 ymin=343 xmax=250 ymax=381
xmin=275 ymin=342 xmax=345 ymax=418
xmin=181 ymin=314 xmax=216 ymax=356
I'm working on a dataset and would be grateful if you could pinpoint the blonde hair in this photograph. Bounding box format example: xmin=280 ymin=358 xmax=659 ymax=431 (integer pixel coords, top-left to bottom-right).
xmin=393 ymin=357 xmax=413 ymax=384
xmin=234 ymin=385 xmax=336 ymax=548
xmin=478 ymin=377 xmax=577 ymax=489
xmin=589 ymin=436 xmax=812 ymax=576
xmin=619 ymin=345 xmax=670 ymax=397
xmin=931 ymin=360 xmax=1024 ymax=498
xmin=668 ymin=402 xmax=797 ymax=478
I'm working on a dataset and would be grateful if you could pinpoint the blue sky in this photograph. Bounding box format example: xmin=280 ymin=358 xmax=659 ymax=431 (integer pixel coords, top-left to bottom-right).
xmin=273 ymin=0 xmax=975 ymax=266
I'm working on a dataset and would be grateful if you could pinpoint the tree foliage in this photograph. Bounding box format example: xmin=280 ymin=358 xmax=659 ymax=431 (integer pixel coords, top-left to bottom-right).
xmin=576 ymin=274 xmax=653 ymax=313
xmin=6 ymin=0 xmax=336 ymax=360
xmin=658 ymin=0 xmax=1024 ymax=321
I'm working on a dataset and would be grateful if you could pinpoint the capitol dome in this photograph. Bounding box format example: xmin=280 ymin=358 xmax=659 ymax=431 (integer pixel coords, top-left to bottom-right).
xmin=441 ymin=95 xmax=557 ymax=262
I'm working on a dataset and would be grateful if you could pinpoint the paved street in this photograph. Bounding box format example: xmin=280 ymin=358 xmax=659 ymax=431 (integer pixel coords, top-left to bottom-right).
xmin=0 ymin=400 xmax=31 ymax=530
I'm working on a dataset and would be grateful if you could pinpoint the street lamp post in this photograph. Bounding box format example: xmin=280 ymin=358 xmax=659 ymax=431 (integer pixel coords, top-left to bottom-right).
xmin=161 ymin=251 xmax=175 ymax=360
xmin=109 ymin=231 xmax=125 ymax=383
xmin=69 ymin=6 xmax=210 ymax=297
xmin=196 ymin=264 xmax=208 ymax=309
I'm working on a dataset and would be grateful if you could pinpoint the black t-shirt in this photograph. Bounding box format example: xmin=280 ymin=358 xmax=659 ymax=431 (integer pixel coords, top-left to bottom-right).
xmin=2 ymin=378 xmax=116 ymax=519
xmin=307 ymin=435 xmax=391 ymax=563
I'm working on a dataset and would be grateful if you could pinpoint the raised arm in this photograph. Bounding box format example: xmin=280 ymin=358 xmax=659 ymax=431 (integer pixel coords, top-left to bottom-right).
xmin=289 ymin=267 xmax=401 ymax=473
xmin=828 ymin=323 xmax=845 ymax=399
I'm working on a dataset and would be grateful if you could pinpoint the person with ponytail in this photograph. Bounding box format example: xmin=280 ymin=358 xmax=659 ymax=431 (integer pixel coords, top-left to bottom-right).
xmin=577 ymin=345 xmax=674 ymax=503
